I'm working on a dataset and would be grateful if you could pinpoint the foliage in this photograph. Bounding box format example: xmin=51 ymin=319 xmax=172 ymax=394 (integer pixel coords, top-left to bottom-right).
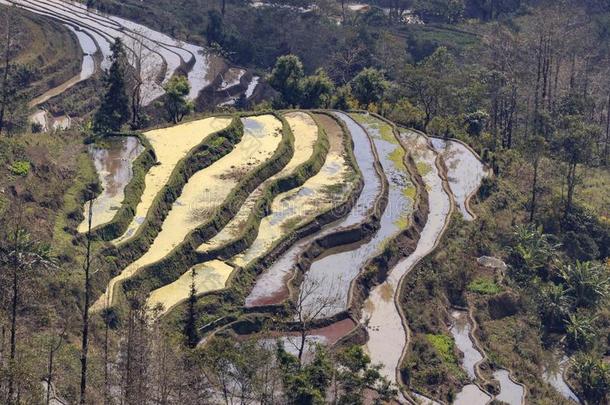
xmin=269 ymin=54 xmax=305 ymax=107
xmin=300 ymin=68 xmax=335 ymax=109
xmin=350 ymin=67 xmax=388 ymax=108
xmin=467 ymin=277 xmax=502 ymax=295
xmin=93 ymin=38 xmax=130 ymax=133
xmin=565 ymin=312 xmax=597 ymax=351
xmin=162 ymin=75 xmax=193 ymax=124
xmin=425 ymin=334 xmax=458 ymax=364
xmin=572 ymin=353 xmax=610 ymax=404
xmin=9 ymin=160 xmax=29 ymax=176
xmin=509 ymin=225 xmax=559 ymax=283
xmin=559 ymin=261 xmax=610 ymax=309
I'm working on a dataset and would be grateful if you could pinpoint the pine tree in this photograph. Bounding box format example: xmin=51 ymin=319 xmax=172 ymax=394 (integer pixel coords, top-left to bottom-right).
xmin=184 ymin=268 xmax=198 ymax=348
xmin=93 ymin=38 xmax=130 ymax=134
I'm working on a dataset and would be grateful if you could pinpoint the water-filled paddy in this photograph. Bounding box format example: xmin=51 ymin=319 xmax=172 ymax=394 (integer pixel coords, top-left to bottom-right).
xmin=244 ymin=112 xmax=373 ymax=307
xmin=148 ymin=260 xmax=234 ymax=313
xmin=450 ymin=310 xmax=492 ymax=405
xmin=152 ymin=113 xmax=355 ymax=314
xmin=362 ymin=128 xmax=451 ymax=386
xmin=430 ymin=138 xmax=486 ymax=220
xmin=231 ymin=114 xmax=355 ymax=268
xmin=493 ymin=369 xmax=524 ymax=405
xmin=78 ymin=137 xmax=143 ymax=233
xmin=270 ymin=112 xmax=389 ymax=315
xmin=111 ymin=117 xmax=231 ymax=246
xmin=542 ymin=354 xmax=579 ymax=403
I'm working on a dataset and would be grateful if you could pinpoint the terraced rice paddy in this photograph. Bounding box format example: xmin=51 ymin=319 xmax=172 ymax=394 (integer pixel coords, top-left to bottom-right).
xmin=112 ymin=117 xmax=231 ymax=245
xmin=493 ymin=369 xmax=525 ymax=405
xmin=6 ymin=0 xmax=242 ymax=108
xmin=197 ymin=112 xmax=318 ymax=254
xmin=450 ymin=310 xmax=492 ymax=405
xmin=245 ymin=112 xmax=379 ymax=307
xmin=93 ymin=115 xmax=281 ymax=311
xmin=265 ymin=113 xmax=389 ymax=315
xmin=246 ymin=318 xmax=357 ymax=363
xmin=75 ymin=108 xmax=491 ymax=400
xmin=362 ymin=126 xmax=451 ymax=388
xmin=430 ymin=138 xmax=487 ymax=220
xmin=149 ymin=112 xmax=358 ymax=313
xmin=78 ymin=136 xmax=143 ymax=233
xmin=231 ymin=115 xmax=355 ymax=268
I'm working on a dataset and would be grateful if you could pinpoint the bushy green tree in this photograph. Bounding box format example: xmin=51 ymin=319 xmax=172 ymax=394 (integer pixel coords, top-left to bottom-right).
xmin=269 ymin=54 xmax=305 ymax=107
xmin=350 ymin=67 xmax=388 ymax=108
xmin=163 ymin=75 xmax=193 ymax=124
xmin=300 ymin=68 xmax=334 ymax=108
xmin=331 ymin=85 xmax=353 ymax=111
xmin=93 ymin=38 xmax=130 ymax=134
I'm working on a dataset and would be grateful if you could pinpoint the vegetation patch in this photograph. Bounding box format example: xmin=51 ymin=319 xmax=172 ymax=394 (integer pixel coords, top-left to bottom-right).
xmin=10 ymin=160 xmax=30 ymax=176
xmin=467 ymin=277 xmax=502 ymax=295
xmin=426 ymin=333 xmax=458 ymax=364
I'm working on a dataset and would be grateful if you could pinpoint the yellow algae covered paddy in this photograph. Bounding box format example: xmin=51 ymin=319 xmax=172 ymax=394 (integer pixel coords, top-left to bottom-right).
xmin=111 ymin=117 xmax=232 ymax=245
xmin=197 ymin=111 xmax=319 ymax=253
xmin=92 ymin=115 xmax=283 ymax=311
xmin=148 ymin=260 xmax=234 ymax=313
xmin=147 ymin=113 xmax=357 ymax=314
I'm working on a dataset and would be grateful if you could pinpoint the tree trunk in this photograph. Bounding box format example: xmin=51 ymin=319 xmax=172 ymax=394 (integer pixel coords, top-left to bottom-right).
xmin=298 ymin=328 xmax=306 ymax=364
xmin=80 ymin=200 xmax=93 ymax=405
xmin=530 ymin=155 xmax=539 ymax=222
xmin=46 ymin=344 xmax=55 ymax=405
xmin=565 ymin=161 xmax=577 ymax=217
xmin=603 ymin=92 xmax=610 ymax=166
xmin=104 ymin=302 xmax=110 ymax=405
xmin=0 ymin=12 xmax=12 ymax=135
xmin=7 ymin=265 xmax=17 ymax=403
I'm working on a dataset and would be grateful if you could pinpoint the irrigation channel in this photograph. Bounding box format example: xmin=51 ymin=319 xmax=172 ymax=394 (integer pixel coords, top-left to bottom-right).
xmin=4 ymin=0 xmax=259 ymax=130
xmin=81 ymin=110 xmax=510 ymax=403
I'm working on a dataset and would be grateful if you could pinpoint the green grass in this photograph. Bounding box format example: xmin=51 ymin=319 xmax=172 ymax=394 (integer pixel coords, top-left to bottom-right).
xmin=468 ymin=277 xmax=502 ymax=295
xmin=10 ymin=160 xmax=30 ymax=176
xmin=579 ymin=166 xmax=610 ymax=224
xmin=52 ymin=152 xmax=97 ymax=253
xmin=426 ymin=333 xmax=458 ymax=364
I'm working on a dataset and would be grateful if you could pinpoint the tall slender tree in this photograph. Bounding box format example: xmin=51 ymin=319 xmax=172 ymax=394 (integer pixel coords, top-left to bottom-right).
xmin=93 ymin=38 xmax=130 ymax=134
xmin=184 ymin=268 xmax=198 ymax=348
xmin=79 ymin=199 xmax=94 ymax=404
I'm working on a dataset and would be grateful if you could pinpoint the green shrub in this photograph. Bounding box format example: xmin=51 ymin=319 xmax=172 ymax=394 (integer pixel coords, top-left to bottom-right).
xmin=467 ymin=277 xmax=502 ymax=295
xmin=10 ymin=160 xmax=30 ymax=176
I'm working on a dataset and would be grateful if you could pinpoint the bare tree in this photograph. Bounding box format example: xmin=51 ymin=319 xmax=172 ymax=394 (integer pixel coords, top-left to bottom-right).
xmin=292 ymin=275 xmax=342 ymax=363
xmin=125 ymin=29 xmax=155 ymax=129
xmin=45 ymin=326 xmax=67 ymax=405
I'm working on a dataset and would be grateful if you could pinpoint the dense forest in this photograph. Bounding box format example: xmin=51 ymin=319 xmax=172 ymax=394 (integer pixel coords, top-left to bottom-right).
xmin=0 ymin=0 xmax=609 ymax=404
